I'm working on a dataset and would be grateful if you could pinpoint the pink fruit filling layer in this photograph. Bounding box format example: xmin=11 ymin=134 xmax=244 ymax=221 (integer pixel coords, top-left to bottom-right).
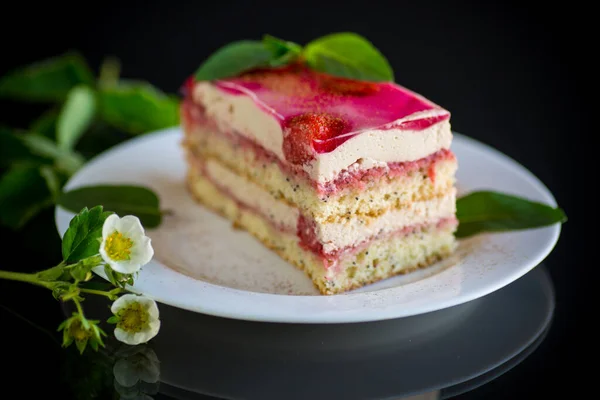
xmin=181 ymin=96 xmax=455 ymax=195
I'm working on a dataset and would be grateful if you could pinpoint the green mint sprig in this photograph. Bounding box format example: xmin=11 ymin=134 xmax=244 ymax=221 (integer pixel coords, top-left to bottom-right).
xmin=194 ymin=32 xmax=395 ymax=82
xmin=0 ymin=53 xmax=180 ymax=231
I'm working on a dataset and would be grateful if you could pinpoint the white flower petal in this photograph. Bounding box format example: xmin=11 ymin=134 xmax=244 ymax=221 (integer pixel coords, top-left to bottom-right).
xmin=114 ymin=327 xmax=138 ymax=345
xmin=102 ymin=214 xmax=120 ymax=238
xmin=99 ymin=240 xmax=111 ymax=264
xmin=119 ymin=215 xmax=146 ymax=235
xmin=100 ymin=214 xmax=154 ymax=273
xmin=148 ymin=320 xmax=161 ymax=338
xmin=129 ymin=236 xmax=154 ymax=268
xmin=109 ymin=260 xmax=142 ymax=274
xmin=111 ymin=294 xmax=139 ymax=313
xmin=145 ymin=300 xmax=159 ymax=320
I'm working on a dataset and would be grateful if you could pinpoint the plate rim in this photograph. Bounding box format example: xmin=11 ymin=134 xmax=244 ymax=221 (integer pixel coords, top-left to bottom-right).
xmin=54 ymin=126 xmax=562 ymax=323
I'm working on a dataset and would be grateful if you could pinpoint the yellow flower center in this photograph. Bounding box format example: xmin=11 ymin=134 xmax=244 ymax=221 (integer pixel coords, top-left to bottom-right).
xmin=69 ymin=320 xmax=91 ymax=341
xmin=117 ymin=302 xmax=149 ymax=332
xmin=104 ymin=231 xmax=133 ymax=261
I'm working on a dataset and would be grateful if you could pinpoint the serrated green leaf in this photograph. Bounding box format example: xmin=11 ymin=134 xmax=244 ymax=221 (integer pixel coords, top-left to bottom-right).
xmin=61 ymin=205 xmax=113 ymax=263
xmin=456 ymin=190 xmax=567 ymax=238
xmin=57 ymin=85 xmax=97 ymax=150
xmin=0 ymin=52 xmax=94 ymax=102
xmin=98 ymin=81 xmax=179 ymax=134
xmin=304 ymin=32 xmax=394 ymax=82
xmin=58 ymin=184 xmax=163 ymax=228
xmin=194 ymin=40 xmax=274 ymax=81
xmin=0 ymin=164 xmax=54 ymax=229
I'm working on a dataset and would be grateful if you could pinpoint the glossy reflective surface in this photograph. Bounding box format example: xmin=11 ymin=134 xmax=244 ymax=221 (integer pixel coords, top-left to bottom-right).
xmin=49 ymin=264 xmax=553 ymax=399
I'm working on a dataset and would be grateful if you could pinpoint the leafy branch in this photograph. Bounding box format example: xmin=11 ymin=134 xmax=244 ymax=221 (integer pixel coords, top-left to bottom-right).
xmin=0 ymin=53 xmax=180 ymax=230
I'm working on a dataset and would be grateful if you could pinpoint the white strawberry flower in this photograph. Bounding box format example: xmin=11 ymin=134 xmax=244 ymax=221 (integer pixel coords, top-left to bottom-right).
xmin=100 ymin=214 xmax=154 ymax=274
xmin=110 ymin=294 xmax=161 ymax=345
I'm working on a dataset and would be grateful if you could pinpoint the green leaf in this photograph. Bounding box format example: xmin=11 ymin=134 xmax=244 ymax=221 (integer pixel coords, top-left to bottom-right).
xmin=98 ymin=56 xmax=121 ymax=87
xmin=0 ymin=164 xmax=54 ymax=229
xmin=61 ymin=205 xmax=113 ymax=263
xmin=106 ymin=315 xmax=119 ymax=324
xmin=0 ymin=126 xmax=38 ymax=167
xmin=30 ymin=109 xmax=59 ymax=138
xmin=0 ymin=52 xmax=94 ymax=102
xmin=303 ymin=32 xmax=394 ymax=82
xmin=39 ymin=165 xmax=62 ymax=201
xmin=194 ymin=40 xmax=274 ymax=81
xmin=57 ymin=85 xmax=97 ymax=150
xmin=456 ymin=191 xmax=567 ymax=238
xmin=99 ymin=81 xmax=180 ymax=134
xmin=262 ymin=34 xmax=303 ymax=66
xmin=58 ymin=184 xmax=163 ymax=228
xmin=19 ymin=133 xmax=85 ymax=175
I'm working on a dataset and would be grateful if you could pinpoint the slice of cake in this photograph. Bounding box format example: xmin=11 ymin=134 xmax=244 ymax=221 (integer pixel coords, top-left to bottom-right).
xmin=180 ymin=63 xmax=458 ymax=295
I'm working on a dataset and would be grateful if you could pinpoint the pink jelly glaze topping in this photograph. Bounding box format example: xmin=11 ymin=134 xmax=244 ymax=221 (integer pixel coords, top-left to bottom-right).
xmin=200 ymin=64 xmax=450 ymax=164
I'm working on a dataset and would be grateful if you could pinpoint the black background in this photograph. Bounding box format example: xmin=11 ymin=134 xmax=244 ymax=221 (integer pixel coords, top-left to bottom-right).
xmin=0 ymin=1 xmax=590 ymax=398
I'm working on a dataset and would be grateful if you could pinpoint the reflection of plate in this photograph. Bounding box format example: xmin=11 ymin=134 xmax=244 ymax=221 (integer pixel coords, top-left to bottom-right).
xmin=76 ymin=264 xmax=554 ymax=399
xmin=54 ymin=127 xmax=561 ymax=323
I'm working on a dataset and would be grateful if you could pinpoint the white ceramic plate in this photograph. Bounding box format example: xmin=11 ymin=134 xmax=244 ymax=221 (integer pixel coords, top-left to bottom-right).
xmin=54 ymin=127 xmax=561 ymax=323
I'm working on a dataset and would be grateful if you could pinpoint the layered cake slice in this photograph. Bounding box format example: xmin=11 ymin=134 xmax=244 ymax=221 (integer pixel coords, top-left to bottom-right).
xmin=181 ymin=63 xmax=458 ymax=295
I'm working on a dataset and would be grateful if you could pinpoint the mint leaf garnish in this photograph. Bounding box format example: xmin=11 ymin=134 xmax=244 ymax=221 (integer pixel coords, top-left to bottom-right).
xmin=58 ymin=184 xmax=163 ymax=228
xmin=57 ymin=85 xmax=97 ymax=151
xmin=303 ymin=32 xmax=394 ymax=82
xmin=456 ymin=191 xmax=567 ymax=238
xmin=0 ymin=52 xmax=94 ymax=102
xmin=263 ymin=35 xmax=303 ymax=67
xmin=193 ymin=33 xmax=394 ymax=82
xmin=194 ymin=40 xmax=274 ymax=81
xmin=61 ymin=205 xmax=112 ymax=264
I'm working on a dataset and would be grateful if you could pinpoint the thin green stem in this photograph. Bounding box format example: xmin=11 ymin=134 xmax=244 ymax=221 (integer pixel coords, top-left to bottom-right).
xmin=0 ymin=270 xmax=54 ymax=289
xmin=73 ymin=296 xmax=84 ymax=317
xmin=80 ymin=288 xmax=119 ymax=298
